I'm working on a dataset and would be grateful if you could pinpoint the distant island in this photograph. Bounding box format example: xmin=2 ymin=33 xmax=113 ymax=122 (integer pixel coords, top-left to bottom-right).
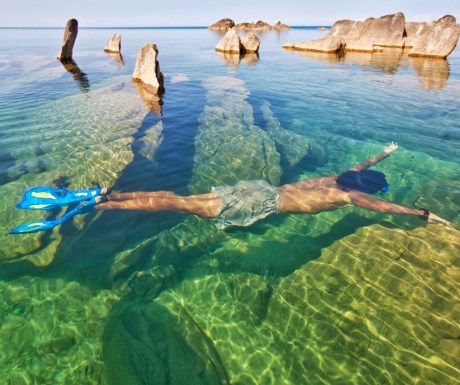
xmin=209 ymin=18 xmax=290 ymax=31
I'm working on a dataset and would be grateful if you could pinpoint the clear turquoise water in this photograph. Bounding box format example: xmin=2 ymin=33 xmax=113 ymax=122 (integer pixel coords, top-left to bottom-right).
xmin=0 ymin=27 xmax=459 ymax=384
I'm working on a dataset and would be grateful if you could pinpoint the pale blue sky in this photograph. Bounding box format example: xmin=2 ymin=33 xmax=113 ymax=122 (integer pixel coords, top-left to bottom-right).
xmin=1 ymin=0 xmax=459 ymax=27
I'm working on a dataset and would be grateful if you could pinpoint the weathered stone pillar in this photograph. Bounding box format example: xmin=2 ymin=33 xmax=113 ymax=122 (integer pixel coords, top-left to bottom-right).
xmin=104 ymin=34 xmax=122 ymax=53
xmin=133 ymin=44 xmax=165 ymax=95
xmin=57 ymin=19 xmax=78 ymax=61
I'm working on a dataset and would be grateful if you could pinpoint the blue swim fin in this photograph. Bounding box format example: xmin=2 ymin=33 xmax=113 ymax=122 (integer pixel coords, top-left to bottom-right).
xmin=16 ymin=186 xmax=104 ymax=210
xmin=10 ymin=198 xmax=98 ymax=234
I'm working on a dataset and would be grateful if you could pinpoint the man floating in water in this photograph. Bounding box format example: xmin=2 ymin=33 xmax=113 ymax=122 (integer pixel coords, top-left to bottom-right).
xmin=10 ymin=142 xmax=450 ymax=234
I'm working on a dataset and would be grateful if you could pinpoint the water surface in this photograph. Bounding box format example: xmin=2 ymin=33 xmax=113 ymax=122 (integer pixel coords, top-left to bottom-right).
xmin=0 ymin=27 xmax=459 ymax=384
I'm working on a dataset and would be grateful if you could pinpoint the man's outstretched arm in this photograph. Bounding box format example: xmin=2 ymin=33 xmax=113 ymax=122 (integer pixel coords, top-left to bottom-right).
xmin=348 ymin=190 xmax=451 ymax=225
xmin=348 ymin=142 xmax=398 ymax=172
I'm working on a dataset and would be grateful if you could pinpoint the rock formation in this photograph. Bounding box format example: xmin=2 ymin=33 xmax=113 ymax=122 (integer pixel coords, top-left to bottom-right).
xmin=285 ymin=12 xmax=460 ymax=58
xmin=241 ymin=32 xmax=260 ymax=53
xmin=132 ymin=44 xmax=164 ymax=95
xmin=273 ymin=21 xmax=291 ymax=31
xmin=235 ymin=20 xmax=290 ymax=30
xmin=284 ymin=35 xmax=345 ymax=53
xmin=215 ymin=29 xmax=242 ymax=54
xmin=57 ymin=19 xmax=78 ymax=61
xmin=104 ymin=34 xmax=121 ymax=53
xmin=216 ymin=29 xmax=263 ymax=56
xmin=407 ymin=15 xmax=460 ymax=58
xmin=210 ymin=18 xmax=290 ymax=31
xmin=208 ymin=18 xmax=235 ymax=30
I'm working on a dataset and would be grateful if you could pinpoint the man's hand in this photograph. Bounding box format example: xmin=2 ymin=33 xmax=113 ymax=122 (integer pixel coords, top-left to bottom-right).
xmin=384 ymin=141 xmax=398 ymax=154
xmin=428 ymin=212 xmax=451 ymax=226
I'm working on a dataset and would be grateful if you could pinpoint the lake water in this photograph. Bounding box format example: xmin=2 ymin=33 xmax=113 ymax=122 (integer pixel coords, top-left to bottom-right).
xmin=0 ymin=27 xmax=459 ymax=385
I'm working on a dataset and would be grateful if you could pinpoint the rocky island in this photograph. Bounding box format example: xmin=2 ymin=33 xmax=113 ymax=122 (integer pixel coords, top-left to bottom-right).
xmin=209 ymin=18 xmax=290 ymax=31
xmin=284 ymin=12 xmax=459 ymax=59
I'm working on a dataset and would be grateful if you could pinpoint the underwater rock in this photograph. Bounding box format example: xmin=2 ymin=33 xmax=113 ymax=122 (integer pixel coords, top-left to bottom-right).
xmin=190 ymin=76 xmax=282 ymax=192
xmin=133 ymin=44 xmax=165 ymax=95
xmin=1 ymin=78 xmax=146 ymax=266
xmin=0 ymin=277 xmax=118 ymax=384
xmin=241 ymin=32 xmax=260 ymax=53
xmin=408 ymin=15 xmax=460 ymax=59
xmin=215 ymin=29 xmax=242 ymax=54
xmin=104 ymin=33 xmax=122 ymax=53
xmin=259 ymin=101 xmax=311 ymax=168
xmin=267 ymin=224 xmax=460 ymax=384
xmin=208 ymin=18 xmax=235 ymax=31
xmin=57 ymin=19 xmax=78 ymax=61
xmin=103 ymin=301 xmax=229 ymax=385
xmin=157 ymin=273 xmax=278 ymax=385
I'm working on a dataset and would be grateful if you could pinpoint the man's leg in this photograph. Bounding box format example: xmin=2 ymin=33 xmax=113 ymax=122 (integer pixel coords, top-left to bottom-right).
xmin=95 ymin=191 xmax=221 ymax=219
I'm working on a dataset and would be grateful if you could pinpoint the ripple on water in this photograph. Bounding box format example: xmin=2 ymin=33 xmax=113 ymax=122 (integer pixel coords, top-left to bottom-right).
xmin=0 ymin=77 xmax=149 ymax=265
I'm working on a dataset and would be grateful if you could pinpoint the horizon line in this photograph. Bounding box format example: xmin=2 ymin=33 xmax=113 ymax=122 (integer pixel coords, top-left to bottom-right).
xmin=0 ymin=25 xmax=330 ymax=30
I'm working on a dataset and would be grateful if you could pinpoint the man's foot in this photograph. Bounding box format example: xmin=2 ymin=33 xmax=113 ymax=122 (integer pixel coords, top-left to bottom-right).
xmin=384 ymin=141 xmax=398 ymax=154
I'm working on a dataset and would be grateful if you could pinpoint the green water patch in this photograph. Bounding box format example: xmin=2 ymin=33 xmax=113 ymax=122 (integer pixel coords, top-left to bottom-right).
xmin=1 ymin=224 xmax=458 ymax=384
xmin=123 ymin=224 xmax=459 ymax=385
xmin=0 ymin=276 xmax=119 ymax=384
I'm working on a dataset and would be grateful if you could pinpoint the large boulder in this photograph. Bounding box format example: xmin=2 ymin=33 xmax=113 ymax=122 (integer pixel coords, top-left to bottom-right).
xmin=57 ymin=19 xmax=78 ymax=61
xmin=334 ymin=12 xmax=406 ymax=51
xmin=408 ymin=15 xmax=460 ymax=58
xmin=241 ymin=32 xmax=260 ymax=53
xmin=104 ymin=33 xmax=121 ymax=53
xmin=286 ymin=12 xmax=459 ymax=58
xmin=404 ymin=22 xmax=433 ymax=48
xmin=288 ymin=12 xmax=405 ymax=53
xmin=132 ymin=44 xmax=164 ymax=95
xmin=208 ymin=18 xmax=235 ymax=30
xmin=215 ymin=29 xmax=242 ymax=54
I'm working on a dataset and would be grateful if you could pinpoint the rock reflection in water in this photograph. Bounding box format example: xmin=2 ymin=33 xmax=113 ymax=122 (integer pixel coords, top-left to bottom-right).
xmin=409 ymin=56 xmax=450 ymax=89
xmin=216 ymin=51 xmax=241 ymax=69
xmin=60 ymin=59 xmax=90 ymax=92
xmin=216 ymin=51 xmax=259 ymax=68
xmin=242 ymin=52 xmax=259 ymax=65
xmin=134 ymin=82 xmax=163 ymax=116
xmin=289 ymin=48 xmax=450 ymax=88
xmin=105 ymin=51 xmax=125 ymax=68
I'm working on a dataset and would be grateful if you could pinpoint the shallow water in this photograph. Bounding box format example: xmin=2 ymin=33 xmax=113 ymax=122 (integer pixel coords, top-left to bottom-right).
xmin=0 ymin=27 xmax=459 ymax=384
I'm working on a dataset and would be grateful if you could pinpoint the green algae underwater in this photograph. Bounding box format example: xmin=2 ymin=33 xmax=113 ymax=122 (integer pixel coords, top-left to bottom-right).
xmin=0 ymin=27 xmax=459 ymax=384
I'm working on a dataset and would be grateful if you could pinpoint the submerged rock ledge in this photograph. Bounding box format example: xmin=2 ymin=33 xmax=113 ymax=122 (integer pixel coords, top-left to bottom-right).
xmin=284 ymin=12 xmax=460 ymax=58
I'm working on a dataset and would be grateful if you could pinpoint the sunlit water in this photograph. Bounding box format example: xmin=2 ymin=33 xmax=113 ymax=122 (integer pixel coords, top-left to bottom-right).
xmin=0 ymin=27 xmax=459 ymax=384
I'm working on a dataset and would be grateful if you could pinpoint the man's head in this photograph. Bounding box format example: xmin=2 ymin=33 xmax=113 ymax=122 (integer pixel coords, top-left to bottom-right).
xmin=336 ymin=170 xmax=388 ymax=194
